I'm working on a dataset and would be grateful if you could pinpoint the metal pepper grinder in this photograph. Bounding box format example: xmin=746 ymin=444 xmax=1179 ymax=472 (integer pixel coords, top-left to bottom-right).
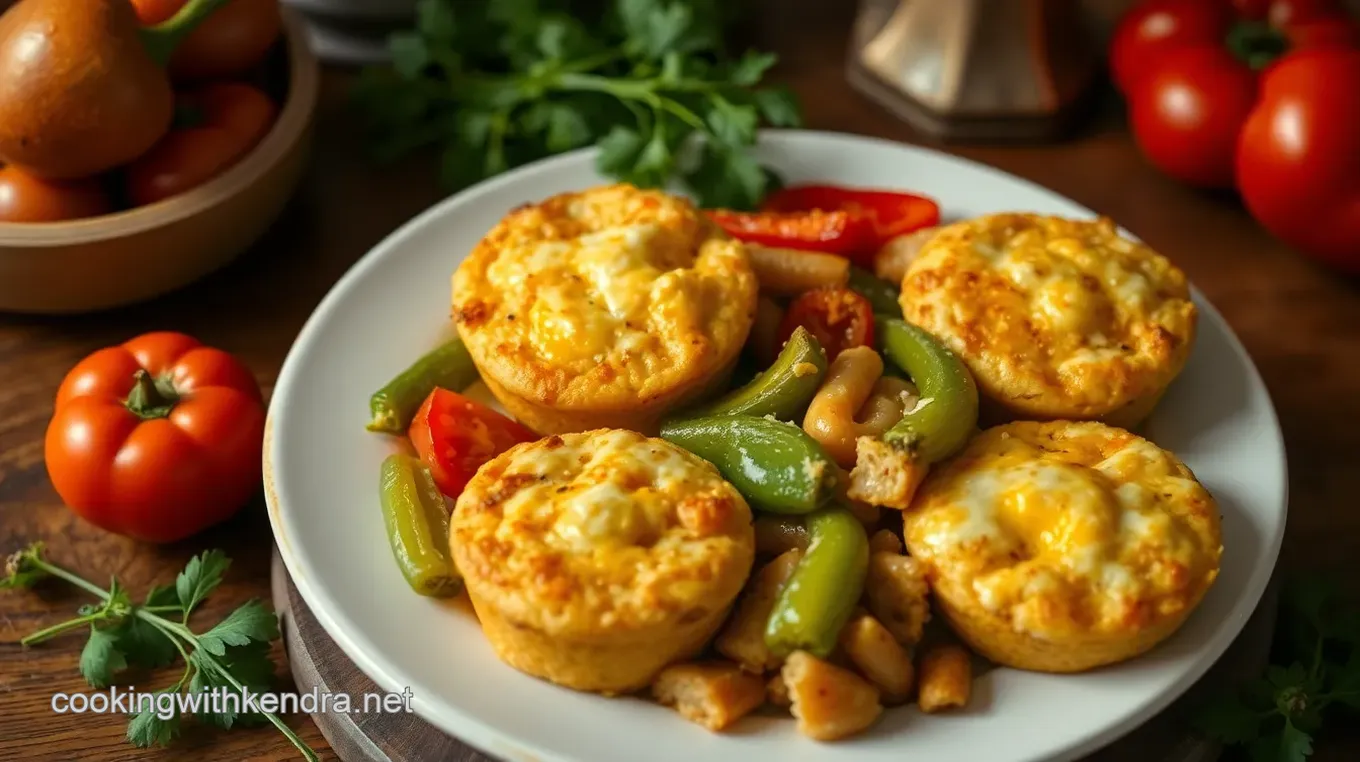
xmin=847 ymin=0 xmax=1102 ymax=142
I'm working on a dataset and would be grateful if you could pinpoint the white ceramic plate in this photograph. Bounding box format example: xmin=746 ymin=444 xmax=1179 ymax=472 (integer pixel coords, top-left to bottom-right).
xmin=266 ymin=131 xmax=1287 ymax=762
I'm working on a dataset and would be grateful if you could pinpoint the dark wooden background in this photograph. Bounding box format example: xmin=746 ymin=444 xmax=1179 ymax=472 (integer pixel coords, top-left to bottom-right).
xmin=3 ymin=0 xmax=1359 ymax=760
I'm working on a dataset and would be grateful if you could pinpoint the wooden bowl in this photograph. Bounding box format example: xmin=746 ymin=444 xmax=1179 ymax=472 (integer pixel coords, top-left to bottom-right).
xmin=0 ymin=8 xmax=320 ymax=314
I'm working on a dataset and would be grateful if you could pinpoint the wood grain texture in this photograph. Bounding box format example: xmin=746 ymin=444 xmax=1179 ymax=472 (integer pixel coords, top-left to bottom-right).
xmin=2 ymin=0 xmax=1359 ymax=759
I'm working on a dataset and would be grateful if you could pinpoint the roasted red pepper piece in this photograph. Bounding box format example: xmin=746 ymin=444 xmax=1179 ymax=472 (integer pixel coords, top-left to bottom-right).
xmin=775 ymin=288 xmax=876 ymax=360
xmin=762 ymin=185 xmax=941 ymax=243
xmin=707 ymin=207 xmax=875 ymax=258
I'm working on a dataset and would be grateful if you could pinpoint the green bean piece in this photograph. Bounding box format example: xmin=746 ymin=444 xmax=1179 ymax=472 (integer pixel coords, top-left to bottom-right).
xmin=764 ymin=506 xmax=870 ymax=659
xmin=876 ymin=317 xmax=980 ymax=464
xmin=684 ymin=327 xmax=828 ymax=420
xmin=848 ymin=266 xmax=902 ymax=316
xmin=660 ymin=414 xmax=836 ymax=515
xmin=367 ymin=337 xmax=480 ymax=434
xmin=379 ymin=454 xmax=462 ymax=597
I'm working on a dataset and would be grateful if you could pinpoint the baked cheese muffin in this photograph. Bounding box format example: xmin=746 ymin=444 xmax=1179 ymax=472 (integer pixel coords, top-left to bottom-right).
xmin=452 ymin=184 xmax=758 ymax=435
xmin=450 ymin=428 xmax=756 ymax=694
xmin=900 ymin=214 xmax=1197 ymax=428
xmin=901 ymin=421 xmax=1221 ymax=673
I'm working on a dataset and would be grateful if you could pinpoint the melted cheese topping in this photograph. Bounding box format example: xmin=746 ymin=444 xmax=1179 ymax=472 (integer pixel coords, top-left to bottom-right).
xmin=902 ymin=421 xmax=1221 ymax=640
xmin=450 ymin=429 xmax=755 ymax=634
xmin=452 ymin=184 xmax=757 ymax=410
xmin=900 ymin=214 xmax=1197 ymax=421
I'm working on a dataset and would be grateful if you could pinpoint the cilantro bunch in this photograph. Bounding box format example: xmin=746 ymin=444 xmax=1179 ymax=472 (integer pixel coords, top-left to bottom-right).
xmin=351 ymin=0 xmax=802 ymax=210
xmin=1194 ymin=577 xmax=1360 ymax=761
xmin=2 ymin=544 xmax=317 ymax=761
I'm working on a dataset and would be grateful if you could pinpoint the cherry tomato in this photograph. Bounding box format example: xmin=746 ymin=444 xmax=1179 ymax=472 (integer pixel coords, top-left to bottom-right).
xmin=126 ymin=83 xmax=276 ymax=206
xmin=407 ymin=388 xmax=537 ymax=499
xmin=132 ymin=0 xmax=282 ymax=81
xmin=0 ymin=166 xmax=110 ymax=223
xmin=45 ymin=332 xmax=265 ymax=544
xmin=775 ymin=288 xmax=876 ymax=361
xmin=1128 ymin=46 xmax=1259 ymax=188
xmin=1236 ymin=47 xmax=1360 ymax=272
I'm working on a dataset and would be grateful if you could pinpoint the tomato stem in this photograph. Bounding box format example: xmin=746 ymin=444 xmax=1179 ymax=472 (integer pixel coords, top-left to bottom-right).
xmin=1227 ymin=21 xmax=1289 ymax=70
xmin=138 ymin=0 xmax=233 ymax=68
xmin=125 ymin=370 xmax=179 ymax=420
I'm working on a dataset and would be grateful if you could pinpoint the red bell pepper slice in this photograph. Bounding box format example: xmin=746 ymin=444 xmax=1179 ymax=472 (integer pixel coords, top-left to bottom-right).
xmin=407 ymin=388 xmax=536 ymax=499
xmin=707 ymin=207 xmax=875 ymax=258
xmin=762 ymin=185 xmax=942 ymax=244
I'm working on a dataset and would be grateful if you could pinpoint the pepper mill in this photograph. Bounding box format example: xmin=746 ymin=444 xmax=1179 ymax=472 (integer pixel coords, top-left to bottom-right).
xmin=847 ymin=0 xmax=1102 ymax=141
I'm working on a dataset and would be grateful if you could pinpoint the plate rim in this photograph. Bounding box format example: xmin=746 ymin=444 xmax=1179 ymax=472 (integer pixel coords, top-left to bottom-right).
xmin=265 ymin=128 xmax=1289 ymax=762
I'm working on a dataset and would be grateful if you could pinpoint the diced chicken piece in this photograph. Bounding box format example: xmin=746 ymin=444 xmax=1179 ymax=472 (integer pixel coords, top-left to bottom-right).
xmin=863 ymin=551 xmax=931 ymax=647
xmin=848 ymin=437 xmax=929 ymax=511
xmin=917 ymin=644 xmax=973 ymax=713
xmin=716 ymin=549 xmax=802 ymax=673
xmin=652 ymin=662 xmax=767 ymax=731
xmin=781 ymin=651 xmax=883 ymax=741
xmin=839 ymin=614 xmax=915 ymax=704
xmin=766 ymin=673 xmax=791 ymax=708
xmin=869 ymin=528 xmax=903 ymax=554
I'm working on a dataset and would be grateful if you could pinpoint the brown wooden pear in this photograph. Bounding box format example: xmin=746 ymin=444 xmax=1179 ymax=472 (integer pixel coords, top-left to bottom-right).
xmin=0 ymin=0 xmax=227 ymax=180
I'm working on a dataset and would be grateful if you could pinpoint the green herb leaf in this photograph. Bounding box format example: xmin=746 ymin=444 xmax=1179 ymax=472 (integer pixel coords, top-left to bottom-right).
xmin=176 ymin=550 xmax=231 ymax=619
xmin=685 ymin=142 xmax=767 ymax=210
xmin=189 ymin=640 xmax=277 ymax=729
xmin=754 ymin=87 xmax=802 ymax=128
xmin=144 ymin=584 xmax=180 ymax=610
xmin=197 ymin=600 xmax=279 ymax=657
xmin=115 ymin=616 xmax=178 ymax=669
xmin=1280 ymin=721 xmax=1314 ymax=762
xmin=390 ymin=32 xmax=431 ymax=79
xmin=416 ymin=0 xmax=456 ymax=43
xmin=706 ymin=96 xmax=758 ymax=149
xmin=127 ymin=695 xmax=182 ymax=749
xmin=80 ymin=625 xmax=129 ymax=689
xmin=596 ymin=125 xmax=647 ymax=176
xmin=730 ymin=50 xmax=777 ymax=86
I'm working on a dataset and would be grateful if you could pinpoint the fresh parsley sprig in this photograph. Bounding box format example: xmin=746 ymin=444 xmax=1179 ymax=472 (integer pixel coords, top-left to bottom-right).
xmin=2 ymin=543 xmax=317 ymax=761
xmin=1193 ymin=576 xmax=1360 ymax=762
xmin=351 ymin=0 xmax=802 ymax=210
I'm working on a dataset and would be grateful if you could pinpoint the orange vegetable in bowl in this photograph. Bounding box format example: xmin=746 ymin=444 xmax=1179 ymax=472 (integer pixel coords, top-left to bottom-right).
xmin=44 ymin=331 xmax=265 ymax=543
xmin=127 ymin=82 xmax=277 ymax=206
xmin=0 ymin=166 xmax=110 ymax=222
xmin=0 ymin=0 xmax=232 ymax=179
xmin=132 ymin=0 xmax=282 ymax=81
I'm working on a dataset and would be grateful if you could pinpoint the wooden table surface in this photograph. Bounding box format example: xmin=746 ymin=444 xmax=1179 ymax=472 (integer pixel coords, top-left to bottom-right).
xmin=3 ymin=3 xmax=1359 ymax=761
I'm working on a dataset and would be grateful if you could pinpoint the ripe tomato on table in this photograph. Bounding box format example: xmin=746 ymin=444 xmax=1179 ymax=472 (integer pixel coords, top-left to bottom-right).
xmin=44 ymin=332 xmax=265 ymax=544
xmin=407 ymin=389 xmax=537 ymax=499
xmin=126 ymin=82 xmax=277 ymax=206
xmin=1236 ymin=47 xmax=1360 ymax=272
xmin=132 ymin=0 xmax=283 ymax=81
xmin=1110 ymin=0 xmax=1360 ymax=188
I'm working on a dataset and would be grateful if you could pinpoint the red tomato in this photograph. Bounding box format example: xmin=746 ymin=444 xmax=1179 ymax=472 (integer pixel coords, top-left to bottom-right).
xmin=776 ymin=288 xmax=876 ymax=360
xmin=0 ymin=166 xmax=110 ymax=222
xmin=1111 ymin=0 xmax=1359 ymax=188
xmin=1128 ymin=46 xmax=1259 ymax=188
xmin=1236 ymin=47 xmax=1360 ymax=271
xmin=44 ymin=332 xmax=265 ymax=543
xmin=1110 ymin=0 xmax=1234 ymax=95
xmin=407 ymin=389 xmax=537 ymax=499
xmin=126 ymin=83 xmax=277 ymax=206
xmin=132 ymin=0 xmax=282 ymax=81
